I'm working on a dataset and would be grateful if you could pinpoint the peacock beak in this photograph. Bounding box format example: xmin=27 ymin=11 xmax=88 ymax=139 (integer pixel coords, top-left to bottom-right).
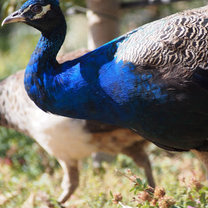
xmin=1 ymin=10 xmax=26 ymax=26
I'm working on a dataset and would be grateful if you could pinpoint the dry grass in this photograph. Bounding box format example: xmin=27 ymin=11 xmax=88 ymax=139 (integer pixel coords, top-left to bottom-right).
xmin=0 ymin=134 xmax=207 ymax=208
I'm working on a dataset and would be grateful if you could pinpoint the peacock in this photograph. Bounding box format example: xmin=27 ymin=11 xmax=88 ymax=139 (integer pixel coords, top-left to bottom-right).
xmin=0 ymin=49 xmax=154 ymax=203
xmin=2 ymin=1 xmax=208 ymax=169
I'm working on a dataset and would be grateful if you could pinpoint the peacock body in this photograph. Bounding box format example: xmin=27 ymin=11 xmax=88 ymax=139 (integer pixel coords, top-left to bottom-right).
xmin=3 ymin=1 xmax=208 ymax=151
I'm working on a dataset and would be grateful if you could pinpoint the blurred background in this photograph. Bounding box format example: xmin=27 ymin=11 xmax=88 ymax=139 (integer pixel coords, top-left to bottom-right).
xmin=0 ymin=0 xmax=208 ymax=207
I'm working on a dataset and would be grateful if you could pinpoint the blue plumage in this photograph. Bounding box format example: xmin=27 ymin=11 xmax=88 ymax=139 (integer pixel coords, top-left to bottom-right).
xmin=21 ymin=0 xmax=59 ymax=10
xmin=3 ymin=0 xmax=208 ymax=151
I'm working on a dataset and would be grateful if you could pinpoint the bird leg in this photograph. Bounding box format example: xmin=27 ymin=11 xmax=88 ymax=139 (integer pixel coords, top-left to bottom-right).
xmin=57 ymin=159 xmax=79 ymax=203
xmin=122 ymin=141 xmax=155 ymax=188
xmin=191 ymin=150 xmax=208 ymax=180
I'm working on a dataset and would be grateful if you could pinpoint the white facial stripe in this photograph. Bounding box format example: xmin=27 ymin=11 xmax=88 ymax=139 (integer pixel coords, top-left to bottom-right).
xmin=22 ymin=6 xmax=31 ymax=14
xmin=32 ymin=4 xmax=51 ymax=20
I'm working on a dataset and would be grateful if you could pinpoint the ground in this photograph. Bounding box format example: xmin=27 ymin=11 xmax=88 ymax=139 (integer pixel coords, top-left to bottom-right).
xmin=0 ymin=128 xmax=207 ymax=208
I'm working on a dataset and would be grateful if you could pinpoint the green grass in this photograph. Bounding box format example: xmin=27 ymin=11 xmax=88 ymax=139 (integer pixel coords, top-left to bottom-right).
xmin=0 ymin=128 xmax=207 ymax=208
xmin=0 ymin=129 xmax=207 ymax=208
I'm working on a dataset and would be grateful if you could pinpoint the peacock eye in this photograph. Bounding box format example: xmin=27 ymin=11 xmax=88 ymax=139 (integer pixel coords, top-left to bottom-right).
xmin=31 ymin=4 xmax=43 ymax=14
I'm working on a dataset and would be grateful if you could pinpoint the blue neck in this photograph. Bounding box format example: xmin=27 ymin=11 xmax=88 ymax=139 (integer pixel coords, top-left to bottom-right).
xmin=24 ymin=20 xmax=66 ymax=106
xmin=27 ymin=22 xmax=66 ymax=71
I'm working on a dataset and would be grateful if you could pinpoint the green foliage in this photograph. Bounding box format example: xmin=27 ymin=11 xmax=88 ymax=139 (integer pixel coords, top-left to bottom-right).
xmin=0 ymin=132 xmax=207 ymax=208
xmin=0 ymin=0 xmax=25 ymax=18
xmin=0 ymin=27 xmax=40 ymax=77
xmin=0 ymin=127 xmax=58 ymax=179
xmin=111 ymin=154 xmax=208 ymax=208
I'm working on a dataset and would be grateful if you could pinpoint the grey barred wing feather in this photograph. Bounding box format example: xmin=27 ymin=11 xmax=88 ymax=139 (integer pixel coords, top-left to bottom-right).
xmin=116 ymin=7 xmax=208 ymax=79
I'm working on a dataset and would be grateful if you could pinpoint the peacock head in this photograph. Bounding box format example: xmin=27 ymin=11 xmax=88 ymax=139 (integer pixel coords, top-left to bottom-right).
xmin=1 ymin=0 xmax=65 ymax=34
